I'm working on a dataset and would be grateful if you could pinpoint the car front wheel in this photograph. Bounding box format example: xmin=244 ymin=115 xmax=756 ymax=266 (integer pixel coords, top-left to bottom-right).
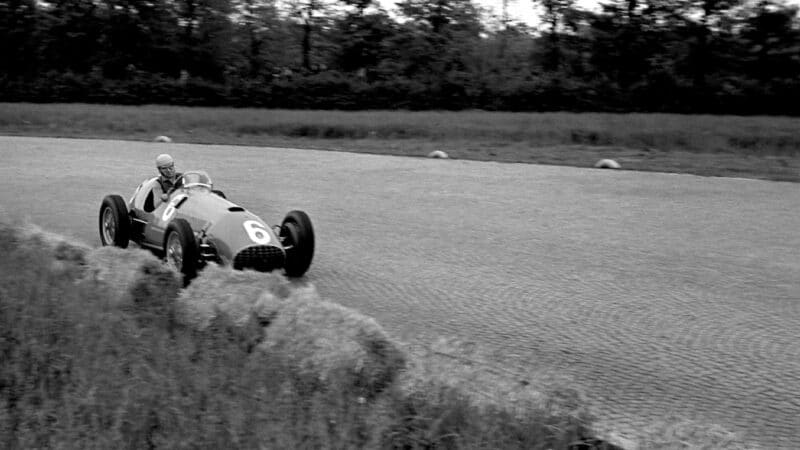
xmin=163 ymin=218 xmax=199 ymax=284
xmin=99 ymin=195 xmax=131 ymax=248
xmin=281 ymin=210 xmax=314 ymax=277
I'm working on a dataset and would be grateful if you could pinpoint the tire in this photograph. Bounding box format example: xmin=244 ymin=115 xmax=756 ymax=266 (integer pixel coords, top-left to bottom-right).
xmin=99 ymin=195 xmax=131 ymax=248
xmin=281 ymin=210 xmax=314 ymax=277
xmin=212 ymin=190 xmax=226 ymax=199
xmin=163 ymin=218 xmax=199 ymax=284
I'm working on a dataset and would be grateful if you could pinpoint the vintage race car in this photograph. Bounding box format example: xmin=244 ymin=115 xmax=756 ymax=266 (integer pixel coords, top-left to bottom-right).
xmin=98 ymin=170 xmax=314 ymax=281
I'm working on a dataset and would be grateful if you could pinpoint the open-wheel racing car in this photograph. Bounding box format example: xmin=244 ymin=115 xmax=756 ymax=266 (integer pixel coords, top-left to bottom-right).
xmin=98 ymin=170 xmax=314 ymax=282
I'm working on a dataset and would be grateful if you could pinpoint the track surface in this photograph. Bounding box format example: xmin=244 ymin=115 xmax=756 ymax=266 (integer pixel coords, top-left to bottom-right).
xmin=1 ymin=136 xmax=798 ymax=448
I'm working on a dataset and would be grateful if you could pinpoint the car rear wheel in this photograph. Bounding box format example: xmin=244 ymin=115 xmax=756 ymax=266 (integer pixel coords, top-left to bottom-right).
xmin=99 ymin=195 xmax=131 ymax=248
xmin=164 ymin=218 xmax=199 ymax=284
xmin=281 ymin=210 xmax=314 ymax=277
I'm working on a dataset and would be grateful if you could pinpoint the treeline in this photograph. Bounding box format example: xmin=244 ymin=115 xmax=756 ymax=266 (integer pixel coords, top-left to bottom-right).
xmin=1 ymin=0 xmax=799 ymax=113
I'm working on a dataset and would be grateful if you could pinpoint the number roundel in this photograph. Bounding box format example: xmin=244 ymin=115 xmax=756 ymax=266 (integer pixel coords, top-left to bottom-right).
xmin=162 ymin=194 xmax=188 ymax=222
xmin=243 ymin=220 xmax=271 ymax=245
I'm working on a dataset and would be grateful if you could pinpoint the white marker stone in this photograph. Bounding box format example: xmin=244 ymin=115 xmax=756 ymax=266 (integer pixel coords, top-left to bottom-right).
xmin=595 ymin=158 xmax=621 ymax=169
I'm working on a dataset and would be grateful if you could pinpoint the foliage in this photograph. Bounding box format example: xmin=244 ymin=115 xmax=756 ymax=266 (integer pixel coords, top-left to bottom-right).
xmin=0 ymin=0 xmax=798 ymax=112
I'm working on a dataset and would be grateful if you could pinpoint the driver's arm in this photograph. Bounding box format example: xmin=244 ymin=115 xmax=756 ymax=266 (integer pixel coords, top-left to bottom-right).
xmin=172 ymin=174 xmax=184 ymax=193
xmin=154 ymin=182 xmax=168 ymax=203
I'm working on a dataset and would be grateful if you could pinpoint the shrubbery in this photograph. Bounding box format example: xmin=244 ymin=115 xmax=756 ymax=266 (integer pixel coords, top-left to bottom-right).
xmin=4 ymin=72 xmax=799 ymax=115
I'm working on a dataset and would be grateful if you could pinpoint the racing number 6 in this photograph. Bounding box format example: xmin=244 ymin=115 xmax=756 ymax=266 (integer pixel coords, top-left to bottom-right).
xmin=243 ymin=220 xmax=271 ymax=245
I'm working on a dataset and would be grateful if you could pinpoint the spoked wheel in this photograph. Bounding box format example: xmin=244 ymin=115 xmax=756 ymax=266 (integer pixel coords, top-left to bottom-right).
xmin=99 ymin=195 xmax=130 ymax=248
xmin=163 ymin=218 xmax=199 ymax=285
xmin=280 ymin=210 xmax=314 ymax=277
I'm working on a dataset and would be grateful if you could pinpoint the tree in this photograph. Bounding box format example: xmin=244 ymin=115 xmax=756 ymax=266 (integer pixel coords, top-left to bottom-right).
xmin=331 ymin=6 xmax=396 ymax=76
xmin=739 ymin=0 xmax=800 ymax=81
xmin=40 ymin=0 xmax=105 ymax=73
xmin=0 ymin=0 xmax=40 ymax=76
xmin=683 ymin=0 xmax=744 ymax=89
xmin=176 ymin=0 xmax=234 ymax=81
xmin=398 ymin=0 xmax=482 ymax=35
xmin=284 ymin=0 xmax=332 ymax=71
xmin=532 ymin=0 xmax=577 ymax=71
xmin=340 ymin=0 xmax=371 ymax=15
xmin=98 ymin=0 xmax=181 ymax=78
xmin=394 ymin=0 xmax=482 ymax=79
xmin=232 ymin=0 xmax=281 ymax=79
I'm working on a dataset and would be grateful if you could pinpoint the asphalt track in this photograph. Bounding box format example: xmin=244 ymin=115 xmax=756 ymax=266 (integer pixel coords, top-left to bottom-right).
xmin=1 ymin=136 xmax=799 ymax=448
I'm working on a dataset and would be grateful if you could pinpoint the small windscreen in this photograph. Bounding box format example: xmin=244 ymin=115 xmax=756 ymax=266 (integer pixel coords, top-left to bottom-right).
xmin=228 ymin=206 xmax=244 ymax=212
xmin=182 ymin=172 xmax=212 ymax=186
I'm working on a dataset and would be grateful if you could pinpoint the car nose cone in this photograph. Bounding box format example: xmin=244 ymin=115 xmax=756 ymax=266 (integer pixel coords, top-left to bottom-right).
xmin=233 ymin=245 xmax=285 ymax=272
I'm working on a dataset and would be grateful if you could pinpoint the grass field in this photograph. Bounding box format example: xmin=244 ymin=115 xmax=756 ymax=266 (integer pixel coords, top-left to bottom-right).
xmin=1 ymin=103 xmax=798 ymax=182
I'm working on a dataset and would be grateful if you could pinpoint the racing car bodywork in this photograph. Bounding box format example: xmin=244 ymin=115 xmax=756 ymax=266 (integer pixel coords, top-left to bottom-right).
xmin=99 ymin=171 xmax=314 ymax=281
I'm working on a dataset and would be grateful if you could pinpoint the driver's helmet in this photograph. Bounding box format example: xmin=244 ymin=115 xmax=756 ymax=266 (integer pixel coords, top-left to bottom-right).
xmin=156 ymin=154 xmax=176 ymax=179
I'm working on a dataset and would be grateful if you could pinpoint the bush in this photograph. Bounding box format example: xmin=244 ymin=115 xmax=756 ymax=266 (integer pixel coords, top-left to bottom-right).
xmin=176 ymin=264 xmax=291 ymax=331
xmin=178 ymin=264 xmax=406 ymax=398
xmin=4 ymin=69 xmax=800 ymax=114
xmin=83 ymin=246 xmax=181 ymax=310
xmin=262 ymin=296 xmax=407 ymax=399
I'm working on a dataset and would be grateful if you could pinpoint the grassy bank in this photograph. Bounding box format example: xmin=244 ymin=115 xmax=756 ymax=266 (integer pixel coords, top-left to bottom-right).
xmin=1 ymin=103 xmax=798 ymax=182
xmin=0 ymin=220 xmax=600 ymax=449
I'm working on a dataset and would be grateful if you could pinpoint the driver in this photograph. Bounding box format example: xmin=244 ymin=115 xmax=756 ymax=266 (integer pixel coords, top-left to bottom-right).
xmin=155 ymin=154 xmax=183 ymax=202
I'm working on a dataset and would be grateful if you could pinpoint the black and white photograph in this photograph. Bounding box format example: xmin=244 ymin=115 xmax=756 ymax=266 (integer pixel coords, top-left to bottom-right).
xmin=1 ymin=0 xmax=798 ymax=448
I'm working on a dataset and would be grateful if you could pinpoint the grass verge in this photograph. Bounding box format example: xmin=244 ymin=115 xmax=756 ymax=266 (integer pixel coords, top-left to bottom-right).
xmin=1 ymin=103 xmax=798 ymax=182
xmin=1 ymin=219 xmax=609 ymax=449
